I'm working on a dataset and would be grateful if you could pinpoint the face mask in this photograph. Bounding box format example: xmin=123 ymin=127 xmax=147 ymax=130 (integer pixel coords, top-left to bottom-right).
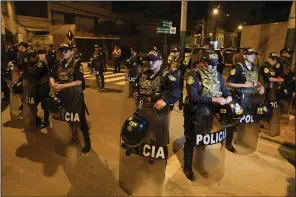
xmin=208 ymin=64 xmax=217 ymax=72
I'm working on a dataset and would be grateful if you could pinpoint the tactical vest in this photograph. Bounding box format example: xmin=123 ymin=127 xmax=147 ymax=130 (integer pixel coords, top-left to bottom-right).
xmin=239 ymin=63 xmax=258 ymax=94
xmin=139 ymin=69 xmax=168 ymax=97
xmin=197 ymin=68 xmax=222 ymax=98
xmin=57 ymin=58 xmax=79 ymax=83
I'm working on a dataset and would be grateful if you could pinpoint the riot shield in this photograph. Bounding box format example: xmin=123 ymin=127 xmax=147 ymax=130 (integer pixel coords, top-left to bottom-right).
xmin=23 ymin=79 xmax=37 ymax=132
xmin=10 ymin=69 xmax=22 ymax=120
xmin=50 ymin=109 xmax=82 ymax=161
xmin=234 ymin=94 xmax=261 ymax=155
xmin=192 ymin=115 xmax=226 ymax=185
xmin=119 ymin=101 xmax=171 ymax=196
xmin=268 ymin=87 xmax=281 ymax=137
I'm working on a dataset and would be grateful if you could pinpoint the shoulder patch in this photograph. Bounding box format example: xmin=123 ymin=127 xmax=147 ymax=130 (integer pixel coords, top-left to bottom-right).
xmin=230 ymin=69 xmax=236 ymax=75
xmin=24 ymin=58 xmax=28 ymax=62
xmin=168 ymin=75 xmax=176 ymax=81
xmin=276 ymin=63 xmax=280 ymax=68
xmin=140 ymin=57 xmax=143 ymax=61
xmin=37 ymin=62 xmax=43 ymax=67
xmin=133 ymin=62 xmax=137 ymax=66
xmin=187 ymin=76 xmax=194 ymax=85
xmin=264 ymin=68 xmax=269 ymax=74
xmin=52 ymin=50 xmax=55 ymax=52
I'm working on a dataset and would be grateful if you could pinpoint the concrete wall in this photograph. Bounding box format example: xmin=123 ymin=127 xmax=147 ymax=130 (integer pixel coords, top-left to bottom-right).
xmin=240 ymin=22 xmax=289 ymax=61
xmin=52 ymin=24 xmax=75 ymax=47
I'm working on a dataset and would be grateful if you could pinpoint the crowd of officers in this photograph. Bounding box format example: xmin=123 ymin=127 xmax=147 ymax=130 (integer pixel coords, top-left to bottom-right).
xmin=1 ymin=41 xmax=295 ymax=181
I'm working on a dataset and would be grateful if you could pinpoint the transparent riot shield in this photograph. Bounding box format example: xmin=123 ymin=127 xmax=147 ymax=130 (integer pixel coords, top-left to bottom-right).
xmin=119 ymin=100 xmax=171 ymax=196
xmin=50 ymin=109 xmax=83 ymax=162
xmin=10 ymin=69 xmax=22 ymax=120
xmin=268 ymin=87 xmax=281 ymax=137
xmin=234 ymin=94 xmax=261 ymax=155
xmin=192 ymin=115 xmax=226 ymax=185
xmin=23 ymin=79 xmax=37 ymax=132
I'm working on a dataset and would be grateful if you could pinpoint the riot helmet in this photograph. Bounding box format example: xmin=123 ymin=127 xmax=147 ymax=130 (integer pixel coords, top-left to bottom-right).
xmin=121 ymin=113 xmax=149 ymax=148
xmin=219 ymin=101 xmax=244 ymax=127
xmin=46 ymin=92 xmax=64 ymax=113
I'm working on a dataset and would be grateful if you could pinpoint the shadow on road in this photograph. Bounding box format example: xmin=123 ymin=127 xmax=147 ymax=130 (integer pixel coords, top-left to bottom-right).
xmin=286 ymin=177 xmax=295 ymax=197
xmin=172 ymin=137 xmax=185 ymax=154
xmin=3 ymin=118 xmax=24 ymax=129
xmin=63 ymin=148 xmax=127 ymax=196
xmin=278 ymin=144 xmax=296 ymax=169
xmin=98 ymin=88 xmax=123 ymax=93
xmin=15 ymin=127 xmax=61 ymax=177
xmin=1 ymin=102 xmax=9 ymax=112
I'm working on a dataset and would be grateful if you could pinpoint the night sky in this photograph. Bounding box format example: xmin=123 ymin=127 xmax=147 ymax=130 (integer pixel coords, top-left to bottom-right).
xmin=112 ymin=1 xmax=293 ymax=31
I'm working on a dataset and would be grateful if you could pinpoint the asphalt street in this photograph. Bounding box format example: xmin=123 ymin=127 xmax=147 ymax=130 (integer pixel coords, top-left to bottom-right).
xmin=1 ymin=66 xmax=295 ymax=196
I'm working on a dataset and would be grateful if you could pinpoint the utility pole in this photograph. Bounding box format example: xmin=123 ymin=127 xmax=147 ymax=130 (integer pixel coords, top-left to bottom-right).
xmin=180 ymin=0 xmax=187 ymax=56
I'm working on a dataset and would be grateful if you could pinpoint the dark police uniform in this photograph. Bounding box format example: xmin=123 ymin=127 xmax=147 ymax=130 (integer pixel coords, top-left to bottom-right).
xmin=259 ymin=53 xmax=284 ymax=102
xmin=23 ymin=51 xmax=50 ymax=128
xmin=131 ymin=51 xmax=181 ymax=146
xmin=73 ymin=46 xmax=83 ymax=61
xmin=46 ymin=45 xmax=57 ymax=73
xmin=184 ymin=51 xmax=231 ymax=181
xmin=50 ymin=47 xmax=91 ymax=153
xmin=91 ymin=46 xmax=105 ymax=88
xmin=126 ymin=50 xmax=143 ymax=96
xmin=168 ymin=48 xmax=185 ymax=109
xmin=226 ymin=48 xmax=263 ymax=152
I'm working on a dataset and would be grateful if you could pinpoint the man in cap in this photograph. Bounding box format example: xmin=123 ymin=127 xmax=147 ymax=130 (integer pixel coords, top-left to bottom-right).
xmin=46 ymin=44 xmax=57 ymax=74
xmin=183 ymin=50 xmax=232 ymax=181
xmin=226 ymin=47 xmax=265 ymax=153
xmin=132 ymin=49 xmax=181 ymax=110
xmin=72 ymin=44 xmax=83 ymax=61
xmin=90 ymin=44 xmax=105 ymax=89
xmin=280 ymin=48 xmax=294 ymax=76
xmin=8 ymin=42 xmax=29 ymax=111
xmin=24 ymin=50 xmax=50 ymax=129
xmin=168 ymin=48 xmax=185 ymax=110
xmin=49 ymin=43 xmax=91 ymax=153
xmin=125 ymin=47 xmax=143 ymax=96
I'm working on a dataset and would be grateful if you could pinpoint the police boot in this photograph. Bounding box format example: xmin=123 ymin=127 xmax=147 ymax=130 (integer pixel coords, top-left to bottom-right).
xmin=183 ymin=143 xmax=196 ymax=181
xmin=226 ymin=127 xmax=237 ymax=153
xmin=82 ymin=132 xmax=91 ymax=153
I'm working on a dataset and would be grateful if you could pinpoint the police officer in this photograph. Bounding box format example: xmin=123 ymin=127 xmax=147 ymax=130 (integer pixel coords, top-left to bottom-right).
xmin=46 ymin=44 xmax=57 ymax=73
xmin=125 ymin=47 xmax=143 ymax=84
xmin=279 ymin=48 xmax=294 ymax=76
xmin=226 ymin=47 xmax=265 ymax=153
xmin=260 ymin=52 xmax=284 ymax=100
xmin=168 ymin=48 xmax=185 ymax=110
xmin=183 ymin=51 xmax=232 ymax=181
xmin=132 ymin=49 xmax=181 ymax=113
xmin=8 ymin=42 xmax=29 ymax=111
xmin=72 ymin=44 xmax=83 ymax=61
xmin=91 ymin=45 xmax=105 ymax=89
xmin=49 ymin=43 xmax=91 ymax=153
xmin=24 ymin=50 xmax=50 ymax=129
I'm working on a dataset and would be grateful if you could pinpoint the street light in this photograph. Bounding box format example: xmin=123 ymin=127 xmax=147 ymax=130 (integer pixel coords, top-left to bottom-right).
xmin=213 ymin=8 xmax=219 ymax=15
xmin=238 ymin=25 xmax=243 ymax=30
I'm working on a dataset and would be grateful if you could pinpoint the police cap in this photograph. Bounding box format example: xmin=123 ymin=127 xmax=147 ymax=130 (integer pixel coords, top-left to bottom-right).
xmin=18 ymin=42 xmax=28 ymax=48
xmin=146 ymin=50 xmax=162 ymax=61
xmin=94 ymin=44 xmax=99 ymax=48
xmin=200 ymin=51 xmax=220 ymax=65
xmin=172 ymin=47 xmax=180 ymax=52
xmin=27 ymin=50 xmax=37 ymax=57
xmin=280 ymin=48 xmax=294 ymax=55
xmin=72 ymin=44 xmax=77 ymax=48
xmin=58 ymin=43 xmax=72 ymax=51
xmin=243 ymin=47 xmax=258 ymax=55
xmin=268 ymin=52 xmax=279 ymax=61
